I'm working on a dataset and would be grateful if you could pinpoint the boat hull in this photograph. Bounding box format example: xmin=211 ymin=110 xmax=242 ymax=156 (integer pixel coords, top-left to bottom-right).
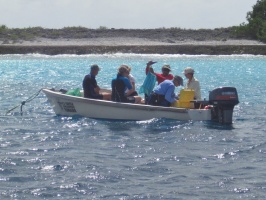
xmin=42 ymin=89 xmax=212 ymax=121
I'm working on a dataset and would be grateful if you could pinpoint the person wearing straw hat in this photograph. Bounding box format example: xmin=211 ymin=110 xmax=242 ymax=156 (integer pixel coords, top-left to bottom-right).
xmin=147 ymin=75 xmax=183 ymax=107
xmin=145 ymin=61 xmax=174 ymax=84
xmin=183 ymin=67 xmax=201 ymax=100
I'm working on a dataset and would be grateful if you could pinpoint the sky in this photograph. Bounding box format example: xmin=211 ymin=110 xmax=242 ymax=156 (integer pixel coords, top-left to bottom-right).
xmin=0 ymin=0 xmax=258 ymax=29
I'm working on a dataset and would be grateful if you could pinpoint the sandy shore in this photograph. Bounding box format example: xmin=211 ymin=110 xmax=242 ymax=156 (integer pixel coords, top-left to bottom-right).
xmin=3 ymin=37 xmax=265 ymax=46
xmin=1 ymin=37 xmax=266 ymax=55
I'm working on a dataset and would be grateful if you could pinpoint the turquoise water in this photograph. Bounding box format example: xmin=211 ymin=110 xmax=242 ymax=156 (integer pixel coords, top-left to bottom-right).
xmin=0 ymin=53 xmax=266 ymax=199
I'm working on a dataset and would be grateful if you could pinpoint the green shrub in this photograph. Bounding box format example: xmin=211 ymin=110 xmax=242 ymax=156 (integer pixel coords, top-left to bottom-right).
xmin=98 ymin=26 xmax=108 ymax=30
xmin=0 ymin=25 xmax=8 ymax=33
xmin=233 ymin=0 xmax=266 ymax=42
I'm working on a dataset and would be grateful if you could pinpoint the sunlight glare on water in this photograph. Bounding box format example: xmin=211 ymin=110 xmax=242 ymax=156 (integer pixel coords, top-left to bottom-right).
xmin=0 ymin=53 xmax=266 ymax=199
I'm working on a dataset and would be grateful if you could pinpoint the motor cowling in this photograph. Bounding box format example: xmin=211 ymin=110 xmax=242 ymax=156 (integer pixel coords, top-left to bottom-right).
xmin=209 ymin=87 xmax=239 ymax=124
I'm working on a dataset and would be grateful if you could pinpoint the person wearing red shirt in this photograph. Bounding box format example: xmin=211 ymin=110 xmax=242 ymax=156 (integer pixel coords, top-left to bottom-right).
xmin=145 ymin=61 xmax=174 ymax=84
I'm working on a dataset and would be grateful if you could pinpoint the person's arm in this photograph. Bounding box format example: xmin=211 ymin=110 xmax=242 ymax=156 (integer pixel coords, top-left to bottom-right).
xmin=124 ymin=78 xmax=133 ymax=96
xmin=125 ymin=88 xmax=135 ymax=96
xmin=145 ymin=65 xmax=149 ymax=75
xmin=130 ymin=75 xmax=136 ymax=91
xmin=131 ymin=81 xmax=136 ymax=92
xmin=89 ymin=84 xmax=99 ymax=98
xmin=164 ymin=85 xmax=176 ymax=103
xmin=194 ymin=81 xmax=201 ymax=100
xmin=146 ymin=65 xmax=155 ymax=74
xmin=94 ymin=85 xmax=100 ymax=94
xmin=125 ymin=75 xmax=135 ymax=93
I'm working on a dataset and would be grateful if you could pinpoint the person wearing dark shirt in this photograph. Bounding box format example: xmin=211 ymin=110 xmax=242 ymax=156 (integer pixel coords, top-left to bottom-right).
xmin=82 ymin=64 xmax=111 ymax=100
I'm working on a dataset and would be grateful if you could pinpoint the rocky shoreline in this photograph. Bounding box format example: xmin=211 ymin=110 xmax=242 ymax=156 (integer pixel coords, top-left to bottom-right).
xmin=1 ymin=28 xmax=266 ymax=55
xmin=1 ymin=44 xmax=266 ymax=55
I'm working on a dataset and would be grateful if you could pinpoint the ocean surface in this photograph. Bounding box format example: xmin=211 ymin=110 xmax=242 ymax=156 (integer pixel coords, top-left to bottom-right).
xmin=0 ymin=53 xmax=266 ymax=199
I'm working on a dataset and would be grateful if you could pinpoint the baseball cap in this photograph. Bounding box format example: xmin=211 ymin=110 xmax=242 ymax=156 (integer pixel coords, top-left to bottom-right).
xmin=174 ymin=75 xmax=183 ymax=86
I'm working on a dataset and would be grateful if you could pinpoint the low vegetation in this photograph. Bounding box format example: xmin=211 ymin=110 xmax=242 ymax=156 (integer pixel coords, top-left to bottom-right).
xmin=233 ymin=0 xmax=266 ymax=42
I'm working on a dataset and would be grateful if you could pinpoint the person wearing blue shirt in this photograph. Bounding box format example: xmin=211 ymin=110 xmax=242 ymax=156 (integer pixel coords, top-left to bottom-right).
xmin=111 ymin=65 xmax=142 ymax=104
xmin=147 ymin=75 xmax=183 ymax=107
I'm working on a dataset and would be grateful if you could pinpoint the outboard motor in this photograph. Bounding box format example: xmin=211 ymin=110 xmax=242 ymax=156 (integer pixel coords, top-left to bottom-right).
xmin=209 ymin=87 xmax=239 ymax=124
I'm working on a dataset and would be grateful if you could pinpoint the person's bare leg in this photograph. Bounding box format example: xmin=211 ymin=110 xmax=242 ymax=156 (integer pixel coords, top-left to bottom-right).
xmin=102 ymin=92 xmax=111 ymax=100
xmin=134 ymin=96 xmax=143 ymax=104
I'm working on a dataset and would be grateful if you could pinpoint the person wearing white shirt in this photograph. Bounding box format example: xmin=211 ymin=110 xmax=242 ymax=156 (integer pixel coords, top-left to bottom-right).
xmin=125 ymin=66 xmax=138 ymax=96
xmin=183 ymin=67 xmax=201 ymax=100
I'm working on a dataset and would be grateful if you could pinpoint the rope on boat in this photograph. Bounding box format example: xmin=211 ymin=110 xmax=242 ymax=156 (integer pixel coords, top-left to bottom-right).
xmin=5 ymin=88 xmax=43 ymax=116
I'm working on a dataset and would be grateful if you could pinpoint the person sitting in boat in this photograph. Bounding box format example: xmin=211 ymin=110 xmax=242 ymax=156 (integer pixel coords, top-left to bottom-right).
xmin=111 ymin=65 xmax=142 ymax=104
xmin=147 ymin=75 xmax=183 ymax=107
xmin=183 ymin=67 xmax=201 ymax=100
xmin=125 ymin=65 xmax=138 ymax=96
xmin=145 ymin=61 xmax=174 ymax=84
xmin=82 ymin=64 xmax=111 ymax=100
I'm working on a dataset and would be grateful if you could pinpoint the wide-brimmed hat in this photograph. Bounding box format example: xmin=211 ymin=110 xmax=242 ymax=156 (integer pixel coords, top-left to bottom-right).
xmin=162 ymin=65 xmax=171 ymax=71
xmin=91 ymin=64 xmax=101 ymax=71
xmin=174 ymin=75 xmax=183 ymax=86
xmin=183 ymin=67 xmax=194 ymax=75
xmin=146 ymin=61 xmax=157 ymax=65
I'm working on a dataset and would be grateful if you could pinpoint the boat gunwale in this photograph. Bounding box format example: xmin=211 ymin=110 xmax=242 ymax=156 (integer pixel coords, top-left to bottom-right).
xmin=42 ymin=88 xmax=188 ymax=113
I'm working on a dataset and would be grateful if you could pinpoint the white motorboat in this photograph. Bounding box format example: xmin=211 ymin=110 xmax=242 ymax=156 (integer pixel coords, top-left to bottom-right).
xmin=42 ymin=87 xmax=239 ymax=124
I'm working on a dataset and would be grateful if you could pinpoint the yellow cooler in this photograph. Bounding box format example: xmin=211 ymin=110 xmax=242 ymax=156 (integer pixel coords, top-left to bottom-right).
xmin=172 ymin=89 xmax=195 ymax=108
